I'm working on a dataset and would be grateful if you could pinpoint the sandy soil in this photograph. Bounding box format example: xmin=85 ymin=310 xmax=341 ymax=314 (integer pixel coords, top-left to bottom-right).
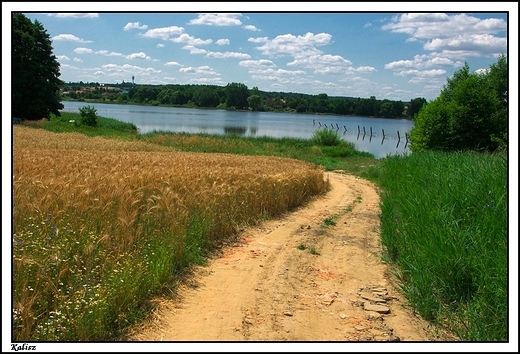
xmin=128 ymin=172 xmax=455 ymax=344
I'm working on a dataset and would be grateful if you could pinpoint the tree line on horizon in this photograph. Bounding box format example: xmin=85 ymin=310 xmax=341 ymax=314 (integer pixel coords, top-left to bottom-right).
xmin=61 ymin=81 xmax=427 ymax=120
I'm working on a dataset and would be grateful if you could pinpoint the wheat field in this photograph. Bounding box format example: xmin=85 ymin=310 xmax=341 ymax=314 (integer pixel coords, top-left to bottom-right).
xmin=12 ymin=126 xmax=330 ymax=340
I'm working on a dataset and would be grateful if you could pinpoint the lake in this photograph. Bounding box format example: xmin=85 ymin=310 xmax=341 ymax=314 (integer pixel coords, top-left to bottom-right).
xmin=61 ymin=101 xmax=414 ymax=159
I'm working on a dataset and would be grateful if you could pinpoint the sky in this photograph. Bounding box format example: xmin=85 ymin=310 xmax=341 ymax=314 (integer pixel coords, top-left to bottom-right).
xmin=4 ymin=2 xmax=517 ymax=103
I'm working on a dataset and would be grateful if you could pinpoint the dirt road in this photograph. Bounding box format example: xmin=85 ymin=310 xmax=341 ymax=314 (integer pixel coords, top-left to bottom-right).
xmin=128 ymin=172 xmax=452 ymax=343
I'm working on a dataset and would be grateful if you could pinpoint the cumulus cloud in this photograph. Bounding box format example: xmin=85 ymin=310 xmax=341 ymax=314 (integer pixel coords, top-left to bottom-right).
xmin=141 ymin=26 xmax=184 ymax=40
xmin=46 ymin=13 xmax=98 ymax=18
xmin=73 ymin=47 xmax=93 ymax=54
xmin=164 ymin=61 xmax=182 ymax=67
xmin=182 ymin=45 xmax=207 ymax=55
xmin=125 ymin=52 xmax=152 ymax=60
xmin=215 ymin=39 xmax=230 ymax=45
xmin=394 ymin=69 xmax=446 ymax=77
xmin=57 ymin=55 xmax=70 ymax=61
xmin=424 ymin=34 xmax=507 ymax=53
xmin=189 ymin=13 xmax=242 ymax=26
xmin=179 ymin=66 xmax=220 ymax=76
xmin=382 ymin=13 xmax=507 ymax=57
xmin=52 ymin=34 xmax=92 ymax=43
xmin=206 ymin=51 xmax=251 ymax=59
xmin=238 ymin=59 xmax=276 ymax=68
xmin=171 ymin=33 xmax=212 ymax=46
xmin=255 ymin=32 xmax=333 ymax=57
xmin=248 ymin=37 xmax=268 ymax=43
xmin=100 ymin=63 xmax=162 ymax=75
xmin=288 ymin=54 xmax=353 ymax=74
xmin=96 ymin=50 xmax=123 ymax=57
xmin=123 ymin=22 xmax=148 ymax=31
xmin=243 ymin=25 xmax=260 ymax=31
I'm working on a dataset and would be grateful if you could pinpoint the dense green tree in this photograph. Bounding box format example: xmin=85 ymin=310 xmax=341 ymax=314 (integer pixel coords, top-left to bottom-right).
xmin=192 ymin=86 xmax=219 ymax=107
xmin=409 ymin=57 xmax=507 ymax=152
xmin=247 ymin=95 xmax=262 ymax=111
xmin=12 ymin=13 xmax=64 ymax=120
xmin=225 ymin=82 xmax=249 ymax=108
xmin=407 ymin=97 xmax=427 ymax=118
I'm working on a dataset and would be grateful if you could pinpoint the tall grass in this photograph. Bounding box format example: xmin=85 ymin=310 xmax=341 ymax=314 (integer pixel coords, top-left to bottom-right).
xmin=13 ymin=126 xmax=330 ymax=340
xmin=370 ymin=151 xmax=507 ymax=341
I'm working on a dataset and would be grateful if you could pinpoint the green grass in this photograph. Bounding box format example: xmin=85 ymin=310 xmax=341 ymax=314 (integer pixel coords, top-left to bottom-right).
xmin=366 ymin=150 xmax=507 ymax=341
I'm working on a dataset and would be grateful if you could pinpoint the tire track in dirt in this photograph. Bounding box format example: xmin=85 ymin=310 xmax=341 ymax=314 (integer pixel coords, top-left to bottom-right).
xmin=128 ymin=172 xmax=447 ymax=342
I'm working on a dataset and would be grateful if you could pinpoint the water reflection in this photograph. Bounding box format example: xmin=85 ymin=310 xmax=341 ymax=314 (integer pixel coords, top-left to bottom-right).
xmin=224 ymin=126 xmax=247 ymax=136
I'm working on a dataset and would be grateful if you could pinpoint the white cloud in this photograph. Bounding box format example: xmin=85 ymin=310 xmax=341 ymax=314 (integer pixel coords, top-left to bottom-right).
xmin=189 ymin=13 xmax=242 ymax=26
xmin=238 ymin=59 xmax=276 ymax=68
xmin=248 ymin=37 xmax=268 ymax=43
xmin=123 ymin=22 xmax=148 ymax=31
xmin=182 ymin=45 xmax=207 ymax=55
xmin=164 ymin=61 xmax=182 ymax=67
xmin=287 ymin=54 xmax=353 ymax=74
xmin=73 ymin=58 xmax=82 ymax=63
xmin=215 ymin=39 xmax=230 ymax=46
xmin=255 ymin=32 xmax=332 ymax=57
xmin=206 ymin=51 xmax=251 ymax=59
xmin=179 ymin=66 xmax=220 ymax=76
xmin=157 ymin=43 xmax=165 ymax=48
xmin=171 ymin=33 xmax=212 ymax=46
xmin=252 ymin=68 xmax=306 ymax=76
xmin=424 ymin=34 xmax=507 ymax=54
xmin=57 ymin=55 xmax=70 ymax=61
xmin=100 ymin=63 xmax=162 ymax=76
xmin=125 ymin=52 xmax=152 ymax=60
xmin=141 ymin=26 xmax=184 ymax=40
xmin=52 ymin=34 xmax=92 ymax=43
xmin=73 ymin=47 xmax=93 ymax=54
xmin=96 ymin=50 xmax=123 ymax=57
xmin=394 ymin=69 xmax=446 ymax=77
xmin=382 ymin=13 xmax=507 ymax=57
xmin=243 ymin=25 xmax=260 ymax=31
xmin=46 ymin=13 xmax=98 ymax=18
xmin=354 ymin=66 xmax=377 ymax=73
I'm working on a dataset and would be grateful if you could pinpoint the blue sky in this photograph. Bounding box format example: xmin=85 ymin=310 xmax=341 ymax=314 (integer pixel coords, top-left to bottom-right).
xmin=4 ymin=3 xmax=516 ymax=103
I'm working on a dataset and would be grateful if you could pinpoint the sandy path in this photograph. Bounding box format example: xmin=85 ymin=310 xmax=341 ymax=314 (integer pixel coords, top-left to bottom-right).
xmin=128 ymin=172 xmax=447 ymax=343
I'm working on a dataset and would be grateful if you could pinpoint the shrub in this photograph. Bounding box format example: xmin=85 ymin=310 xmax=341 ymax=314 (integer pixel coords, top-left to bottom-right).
xmin=311 ymin=128 xmax=342 ymax=146
xmin=79 ymin=105 xmax=98 ymax=127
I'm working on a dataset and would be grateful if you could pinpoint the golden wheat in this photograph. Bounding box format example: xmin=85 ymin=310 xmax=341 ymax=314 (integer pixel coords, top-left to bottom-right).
xmin=12 ymin=125 xmax=330 ymax=340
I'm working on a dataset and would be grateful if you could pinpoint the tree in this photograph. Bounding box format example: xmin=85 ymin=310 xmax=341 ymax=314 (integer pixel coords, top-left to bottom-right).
xmin=247 ymin=95 xmax=262 ymax=111
xmin=407 ymin=97 xmax=427 ymax=118
xmin=409 ymin=57 xmax=507 ymax=152
xmin=12 ymin=13 xmax=64 ymax=120
xmin=225 ymin=82 xmax=249 ymax=109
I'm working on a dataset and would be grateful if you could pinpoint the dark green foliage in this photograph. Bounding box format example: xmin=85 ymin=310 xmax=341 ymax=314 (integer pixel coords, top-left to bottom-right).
xmin=79 ymin=105 xmax=98 ymax=127
xmin=409 ymin=57 xmax=507 ymax=153
xmin=12 ymin=13 xmax=64 ymax=120
xmin=407 ymin=97 xmax=427 ymax=118
xmin=225 ymin=82 xmax=249 ymax=109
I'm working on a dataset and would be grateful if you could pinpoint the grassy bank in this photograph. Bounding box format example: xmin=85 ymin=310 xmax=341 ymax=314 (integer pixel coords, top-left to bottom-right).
xmin=365 ymin=151 xmax=508 ymax=341
xmin=12 ymin=112 xmax=508 ymax=341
